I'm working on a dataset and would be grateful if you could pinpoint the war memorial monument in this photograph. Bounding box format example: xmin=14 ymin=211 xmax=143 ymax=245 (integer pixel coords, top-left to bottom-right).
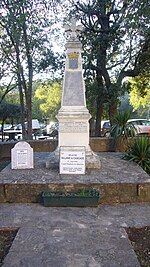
xmin=46 ymin=18 xmax=101 ymax=174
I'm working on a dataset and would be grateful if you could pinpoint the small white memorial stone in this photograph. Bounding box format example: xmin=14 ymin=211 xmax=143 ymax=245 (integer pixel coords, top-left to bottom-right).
xmin=11 ymin=141 xmax=33 ymax=169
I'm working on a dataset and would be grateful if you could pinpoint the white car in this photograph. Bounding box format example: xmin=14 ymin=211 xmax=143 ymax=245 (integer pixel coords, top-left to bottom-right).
xmin=127 ymin=119 xmax=150 ymax=135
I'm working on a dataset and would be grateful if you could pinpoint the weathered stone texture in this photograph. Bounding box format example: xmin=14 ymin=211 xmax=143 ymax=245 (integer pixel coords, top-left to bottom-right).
xmin=62 ymin=71 xmax=85 ymax=106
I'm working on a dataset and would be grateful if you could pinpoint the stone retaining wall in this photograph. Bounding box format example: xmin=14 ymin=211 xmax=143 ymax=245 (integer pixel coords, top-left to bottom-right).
xmin=0 ymin=137 xmax=149 ymax=160
xmin=0 ymin=138 xmax=116 ymax=160
xmin=0 ymin=139 xmax=58 ymax=160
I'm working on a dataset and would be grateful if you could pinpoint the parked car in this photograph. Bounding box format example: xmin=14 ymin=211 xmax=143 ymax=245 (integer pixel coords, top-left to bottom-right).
xmin=16 ymin=119 xmax=40 ymax=131
xmin=3 ymin=124 xmax=13 ymax=131
xmin=127 ymin=119 xmax=150 ymax=135
xmin=101 ymin=120 xmax=111 ymax=136
xmin=104 ymin=118 xmax=150 ymax=137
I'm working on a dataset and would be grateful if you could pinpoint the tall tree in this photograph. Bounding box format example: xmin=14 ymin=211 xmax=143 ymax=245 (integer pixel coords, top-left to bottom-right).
xmin=69 ymin=0 xmax=150 ymax=136
xmin=0 ymin=0 xmax=61 ymax=139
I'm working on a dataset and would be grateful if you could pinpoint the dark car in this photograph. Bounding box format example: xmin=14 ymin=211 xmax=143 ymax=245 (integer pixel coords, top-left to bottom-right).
xmin=101 ymin=120 xmax=111 ymax=136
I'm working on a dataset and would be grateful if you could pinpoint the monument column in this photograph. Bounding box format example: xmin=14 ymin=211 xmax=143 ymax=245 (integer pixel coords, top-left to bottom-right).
xmin=46 ymin=18 xmax=101 ymax=172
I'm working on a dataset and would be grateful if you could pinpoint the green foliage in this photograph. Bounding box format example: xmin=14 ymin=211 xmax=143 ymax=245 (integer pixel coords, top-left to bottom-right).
xmin=69 ymin=0 xmax=150 ymax=133
xmin=5 ymin=89 xmax=20 ymax=106
xmin=0 ymin=101 xmax=21 ymax=123
xmin=0 ymin=0 xmax=63 ymax=138
xmin=123 ymin=137 xmax=150 ymax=175
xmin=129 ymin=74 xmax=150 ymax=111
xmin=85 ymin=79 xmax=98 ymax=118
xmin=79 ymin=189 xmax=99 ymax=197
xmin=118 ymin=93 xmax=133 ymax=113
xmin=34 ymin=81 xmax=62 ymax=120
xmin=111 ymin=111 xmax=135 ymax=140
xmin=0 ymin=0 xmax=65 ymax=82
xmin=0 ymin=100 xmax=21 ymax=141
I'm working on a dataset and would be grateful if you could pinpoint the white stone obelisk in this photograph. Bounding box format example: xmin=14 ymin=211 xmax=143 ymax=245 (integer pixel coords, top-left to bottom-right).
xmin=46 ymin=18 xmax=101 ymax=172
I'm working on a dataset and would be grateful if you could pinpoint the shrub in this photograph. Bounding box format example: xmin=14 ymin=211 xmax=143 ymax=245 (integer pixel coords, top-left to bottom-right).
xmin=110 ymin=111 xmax=136 ymax=140
xmin=123 ymin=136 xmax=150 ymax=175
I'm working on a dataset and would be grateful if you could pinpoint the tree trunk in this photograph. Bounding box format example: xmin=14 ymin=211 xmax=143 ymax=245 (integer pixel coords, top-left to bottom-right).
xmin=95 ymin=72 xmax=104 ymax=137
xmin=23 ymin=20 xmax=33 ymax=140
xmin=16 ymin=53 xmax=26 ymax=139
xmin=109 ymin=98 xmax=118 ymax=125
xmin=1 ymin=121 xmax=4 ymax=142
xmin=26 ymin=89 xmax=33 ymax=140
xmin=25 ymin=58 xmax=33 ymax=140
xmin=95 ymin=97 xmax=103 ymax=136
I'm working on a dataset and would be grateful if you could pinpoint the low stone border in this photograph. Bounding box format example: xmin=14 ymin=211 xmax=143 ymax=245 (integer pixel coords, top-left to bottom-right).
xmin=0 ymin=182 xmax=150 ymax=204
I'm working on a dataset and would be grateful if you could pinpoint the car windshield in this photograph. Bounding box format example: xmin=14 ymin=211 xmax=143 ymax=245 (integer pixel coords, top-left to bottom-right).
xmin=103 ymin=122 xmax=110 ymax=127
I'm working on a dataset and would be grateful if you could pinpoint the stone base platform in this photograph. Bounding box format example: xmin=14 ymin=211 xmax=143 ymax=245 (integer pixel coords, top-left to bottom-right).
xmin=0 ymin=152 xmax=149 ymax=204
xmin=46 ymin=146 xmax=101 ymax=169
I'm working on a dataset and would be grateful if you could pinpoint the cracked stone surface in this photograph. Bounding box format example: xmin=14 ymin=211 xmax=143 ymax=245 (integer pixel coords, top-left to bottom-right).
xmin=0 ymin=203 xmax=150 ymax=266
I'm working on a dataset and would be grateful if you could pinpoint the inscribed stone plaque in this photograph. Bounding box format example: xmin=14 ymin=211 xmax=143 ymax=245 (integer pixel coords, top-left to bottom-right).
xmin=69 ymin=57 xmax=78 ymax=69
xmin=17 ymin=150 xmax=28 ymax=166
xmin=11 ymin=141 xmax=33 ymax=169
xmin=62 ymin=71 xmax=84 ymax=106
xmin=60 ymin=147 xmax=85 ymax=174
xmin=60 ymin=121 xmax=87 ymax=133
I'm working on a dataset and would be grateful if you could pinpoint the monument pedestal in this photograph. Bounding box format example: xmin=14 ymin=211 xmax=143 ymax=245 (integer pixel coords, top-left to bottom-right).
xmin=58 ymin=106 xmax=90 ymax=148
xmin=46 ymin=18 xmax=101 ymax=172
xmin=46 ymin=147 xmax=101 ymax=170
xmin=46 ymin=106 xmax=101 ymax=170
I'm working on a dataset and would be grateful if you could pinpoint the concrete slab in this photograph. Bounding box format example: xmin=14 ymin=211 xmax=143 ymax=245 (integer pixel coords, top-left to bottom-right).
xmin=0 ymin=203 xmax=150 ymax=266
